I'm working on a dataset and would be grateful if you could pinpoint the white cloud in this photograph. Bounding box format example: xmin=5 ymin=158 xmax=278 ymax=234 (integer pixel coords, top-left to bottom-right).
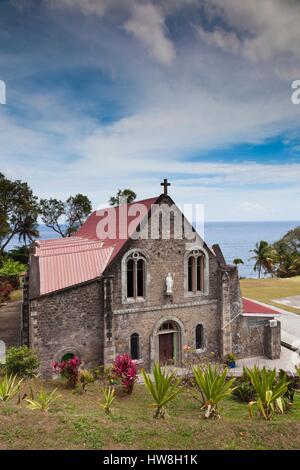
xmin=124 ymin=3 xmax=175 ymax=65
xmin=198 ymin=0 xmax=300 ymax=76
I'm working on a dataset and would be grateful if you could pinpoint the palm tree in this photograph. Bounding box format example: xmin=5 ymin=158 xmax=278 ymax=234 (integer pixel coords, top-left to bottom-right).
xmin=17 ymin=216 xmax=39 ymax=246
xmin=250 ymin=241 xmax=274 ymax=278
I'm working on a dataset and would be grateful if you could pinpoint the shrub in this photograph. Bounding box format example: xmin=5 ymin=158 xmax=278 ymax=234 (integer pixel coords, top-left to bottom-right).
xmin=233 ymin=367 xmax=256 ymax=403
xmin=112 ymin=354 xmax=138 ymax=394
xmin=79 ymin=369 xmax=94 ymax=392
xmin=192 ymin=364 xmax=236 ymax=418
xmin=100 ymin=386 xmax=116 ymax=415
xmin=5 ymin=346 xmax=39 ymax=377
xmin=141 ymin=362 xmax=182 ymax=419
xmin=0 ymin=280 xmax=13 ymax=303
xmin=247 ymin=366 xmax=290 ymax=420
xmin=51 ymin=355 xmax=81 ymax=389
xmin=0 ymin=259 xmax=26 ymax=288
xmin=0 ymin=374 xmax=23 ymax=402
xmin=26 ymin=387 xmax=61 ymax=412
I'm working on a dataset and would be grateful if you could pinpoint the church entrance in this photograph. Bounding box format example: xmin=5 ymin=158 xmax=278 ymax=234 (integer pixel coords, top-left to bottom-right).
xmin=158 ymin=321 xmax=179 ymax=365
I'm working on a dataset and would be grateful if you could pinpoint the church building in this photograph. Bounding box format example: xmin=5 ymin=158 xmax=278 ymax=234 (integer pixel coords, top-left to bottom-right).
xmin=22 ymin=180 xmax=281 ymax=377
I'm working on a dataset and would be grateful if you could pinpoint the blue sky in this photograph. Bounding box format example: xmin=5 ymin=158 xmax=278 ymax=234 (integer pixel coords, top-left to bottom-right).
xmin=0 ymin=0 xmax=300 ymax=221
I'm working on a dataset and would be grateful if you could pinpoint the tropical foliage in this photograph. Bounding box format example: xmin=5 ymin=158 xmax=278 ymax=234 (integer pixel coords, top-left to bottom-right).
xmin=141 ymin=362 xmax=182 ymax=418
xmin=0 ymin=374 xmax=23 ymax=402
xmin=79 ymin=369 xmax=95 ymax=392
xmin=247 ymin=366 xmax=290 ymax=420
xmin=0 ymin=173 xmax=39 ymax=254
xmin=5 ymin=346 xmax=40 ymax=378
xmin=251 ymin=226 xmax=300 ymax=278
xmin=0 ymin=259 xmax=26 ymax=281
xmin=26 ymin=387 xmax=61 ymax=412
xmin=112 ymin=354 xmax=138 ymax=394
xmin=100 ymin=386 xmax=116 ymax=414
xmin=232 ymin=367 xmax=256 ymax=403
xmin=51 ymin=355 xmax=82 ymax=389
xmin=192 ymin=364 xmax=236 ymax=418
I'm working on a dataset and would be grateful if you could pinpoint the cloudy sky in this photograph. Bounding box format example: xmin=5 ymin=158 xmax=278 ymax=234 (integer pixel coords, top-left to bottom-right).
xmin=1 ymin=0 xmax=300 ymax=221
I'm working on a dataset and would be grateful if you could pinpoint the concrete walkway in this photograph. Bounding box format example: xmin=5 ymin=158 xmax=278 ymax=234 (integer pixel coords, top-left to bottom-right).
xmin=233 ymin=346 xmax=299 ymax=374
xmin=0 ymin=301 xmax=21 ymax=349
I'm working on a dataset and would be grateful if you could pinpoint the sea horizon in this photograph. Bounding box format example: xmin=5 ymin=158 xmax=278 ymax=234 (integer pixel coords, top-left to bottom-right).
xmin=6 ymin=220 xmax=300 ymax=279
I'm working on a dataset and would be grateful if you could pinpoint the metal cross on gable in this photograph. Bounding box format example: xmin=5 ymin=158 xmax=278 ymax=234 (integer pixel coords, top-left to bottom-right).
xmin=161 ymin=178 xmax=171 ymax=196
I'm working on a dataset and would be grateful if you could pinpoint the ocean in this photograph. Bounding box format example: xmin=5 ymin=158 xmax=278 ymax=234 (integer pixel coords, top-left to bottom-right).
xmin=5 ymin=221 xmax=299 ymax=279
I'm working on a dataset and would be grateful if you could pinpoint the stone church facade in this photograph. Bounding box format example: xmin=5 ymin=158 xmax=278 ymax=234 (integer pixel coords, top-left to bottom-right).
xmin=22 ymin=183 xmax=281 ymax=377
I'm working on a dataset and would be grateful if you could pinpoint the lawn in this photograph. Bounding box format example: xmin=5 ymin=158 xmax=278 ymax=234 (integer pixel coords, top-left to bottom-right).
xmin=0 ymin=379 xmax=300 ymax=450
xmin=240 ymin=276 xmax=300 ymax=314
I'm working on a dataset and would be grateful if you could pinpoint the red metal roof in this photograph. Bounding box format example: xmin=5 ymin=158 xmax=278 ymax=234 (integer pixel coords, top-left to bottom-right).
xmin=242 ymin=298 xmax=280 ymax=315
xmin=34 ymin=198 xmax=158 ymax=296
xmin=36 ymin=237 xmax=114 ymax=296
xmin=76 ymin=197 xmax=158 ymax=262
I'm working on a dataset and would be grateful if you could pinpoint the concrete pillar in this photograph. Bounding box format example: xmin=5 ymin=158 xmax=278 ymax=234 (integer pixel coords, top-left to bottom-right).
xmin=264 ymin=321 xmax=281 ymax=359
xmin=103 ymin=276 xmax=116 ymax=366
xmin=221 ymin=272 xmax=232 ymax=360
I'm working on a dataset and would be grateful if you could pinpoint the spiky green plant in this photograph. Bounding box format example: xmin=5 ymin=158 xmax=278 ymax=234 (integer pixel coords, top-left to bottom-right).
xmin=0 ymin=374 xmax=23 ymax=402
xmin=192 ymin=364 xmax=236 ymax=418
xmin=246 ymin=366 xmax=290 ymax=420
xmin=100 ymin=386 xmax=116 ymax=415
xmin=79 ymin=369 xmax=94 ymax=392
xmin=141 ymin=363 xmax=182 ymax=419
xmin=26 ymin=387 xmax=61 ymax=412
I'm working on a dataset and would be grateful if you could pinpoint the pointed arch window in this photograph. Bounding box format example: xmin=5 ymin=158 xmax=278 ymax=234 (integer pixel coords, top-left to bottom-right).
xmin=187 ymin=250 xmax=205 ymax=294
xmin=130 ymin=333 xmax=140 ymax=360
xmin=196 ymin=324 xmax=204 ymax=349
xmin=126 ymin=251 xmax=146 ymax=300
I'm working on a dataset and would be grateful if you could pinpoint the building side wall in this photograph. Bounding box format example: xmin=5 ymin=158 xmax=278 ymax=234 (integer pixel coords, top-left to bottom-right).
xmin=29 ymin=281 xmax=104 ymax=377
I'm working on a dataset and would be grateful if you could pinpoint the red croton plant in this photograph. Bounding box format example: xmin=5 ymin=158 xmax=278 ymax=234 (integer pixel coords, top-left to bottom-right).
xmin=51 ymin=356 xmax=82 ymax=389
xmin=112 ymin=353 xmax=138 ymax=394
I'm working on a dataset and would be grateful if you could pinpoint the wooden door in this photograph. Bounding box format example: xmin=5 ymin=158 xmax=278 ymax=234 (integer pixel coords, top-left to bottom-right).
xmin=159 ymin=333 xmax=174 ymax=364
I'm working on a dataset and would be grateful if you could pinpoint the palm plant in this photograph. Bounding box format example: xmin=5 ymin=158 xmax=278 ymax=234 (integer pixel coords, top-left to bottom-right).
xmin=141 ymin=363 xmax=182 ymax=418
xmin=25 ymin=387 xmax=61 ymax=412
xmin=250 ymin=241 xmax=275 ymax=278
xmin=192 ymin=364 xmax=236 ymax=418
xmin=100 ymin=386 xmax=116 ymax=415
xmin=17 ymin=216 xmax=39 ymax=245
xmin=246 ymin=366 xmax=289 ymax=420
xmin=0 ymin=374 xmax=23 ymax=402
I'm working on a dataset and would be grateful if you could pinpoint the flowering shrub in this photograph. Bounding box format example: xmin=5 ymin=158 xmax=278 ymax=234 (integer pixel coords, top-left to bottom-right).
xmin=51 ymin=355 xmax=81 ymax=389
xmin=112 ymin=354 xmax=138 ymax=394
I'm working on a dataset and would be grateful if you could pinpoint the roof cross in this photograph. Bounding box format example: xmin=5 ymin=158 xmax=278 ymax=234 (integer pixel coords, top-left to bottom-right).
xmin=161 ymin=178 xmax=171 ymax=196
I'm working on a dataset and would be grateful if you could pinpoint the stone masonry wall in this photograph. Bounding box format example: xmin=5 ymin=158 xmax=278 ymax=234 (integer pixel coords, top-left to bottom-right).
xmin=30 ymin=281 xmax=103 ymax=377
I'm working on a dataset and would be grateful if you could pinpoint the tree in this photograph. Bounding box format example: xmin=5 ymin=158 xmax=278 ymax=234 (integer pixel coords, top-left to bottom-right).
xmin=0 ymin=173 xmax=39 ymax=254
xmin=109 ymin=189 xmax=137 ymax=206
xmin=271 ymin=228 xmax=300 ymax=278
xmin=249 ymin=241 xmax=274 ymax=278
xmin=40 ymin=194 xmax=92 ymax=238
xmin=233 ymin=258 xmax=244 ymax=266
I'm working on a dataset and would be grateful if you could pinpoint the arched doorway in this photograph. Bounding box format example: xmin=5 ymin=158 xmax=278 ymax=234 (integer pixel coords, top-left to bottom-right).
xmin=158 ymin=321 xmax=181 ymax=365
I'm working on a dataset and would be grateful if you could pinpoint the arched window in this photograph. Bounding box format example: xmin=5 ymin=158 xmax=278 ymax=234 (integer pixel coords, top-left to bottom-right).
xmin=130 ymin=333 xmax=139 ymax=360
xmin=126 ymin=251 xmax=146 ymax=300
xmin=187 ymin=250 xmax=205 ymax=294
xmin=196 ymin=324 xmax=204 ymax=349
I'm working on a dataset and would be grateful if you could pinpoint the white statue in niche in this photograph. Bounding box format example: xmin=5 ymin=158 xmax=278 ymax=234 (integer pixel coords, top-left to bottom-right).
xmin=166 ymin=273 xmax=174 ymax=295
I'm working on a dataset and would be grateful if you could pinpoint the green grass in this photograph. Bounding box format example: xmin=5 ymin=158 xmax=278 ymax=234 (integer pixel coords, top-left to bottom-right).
xmin=240 ymin=276 xmax=300 ymax=314
xmin=0 ymin=379 xmax=300 ymax=449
